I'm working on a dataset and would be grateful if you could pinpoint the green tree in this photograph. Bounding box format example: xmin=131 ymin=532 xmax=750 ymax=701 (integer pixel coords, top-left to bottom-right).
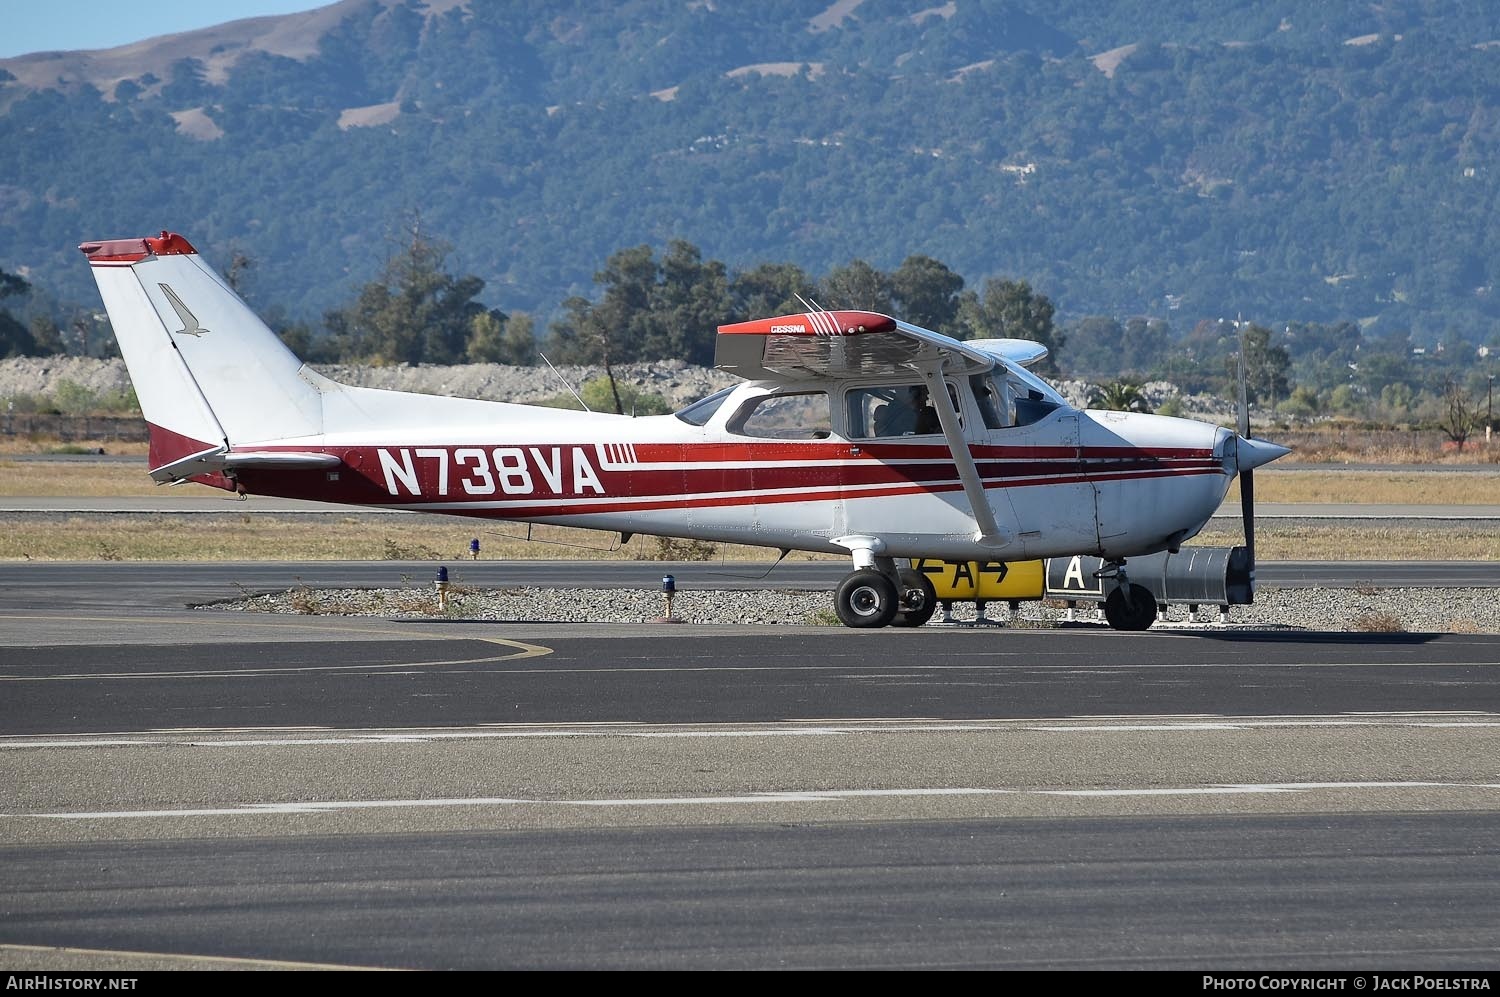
xmin=465 ymin=310 xmax=537 ymax=365
xmin=51 ymin=380 xmax=97 ymax=415
xmin=28 ymin=315 xmax=65 ymax=355
xmin=730 ymin=262 xmax=816 ymax=320
xmin=956 ymin=278 xmax=1063 ymax=376
xmin=1087 ymin=379 xmax=1153 ymax=413
xmin=546 ymin=241 xmax=734 ymax=368
xmin=650 ymin=241 xmax=733 ymax=363
xmin=890 ymin=255 xmax=964 ymax=335
xmin=1061 ymin=315 xmax=1122 ymax=376
xmin=1228 ymin=323 xmax=1291 ymax=407
xmin=819 ymin=260 xmax=893 ymax=314
xmin=0 ymin=268 xmax=37 ymax=358
xmin=577 ymin=377 xmax=670 ymax=416
xmin=334 ymin=226 xmax=494 ymax=365
xmin=1120 ymin=317 xmax=1171 ymax=375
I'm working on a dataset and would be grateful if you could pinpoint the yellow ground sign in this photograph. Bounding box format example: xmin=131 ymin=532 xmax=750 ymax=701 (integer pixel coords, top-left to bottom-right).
xmin=911 ymin=558 xmax=1046 ymax=600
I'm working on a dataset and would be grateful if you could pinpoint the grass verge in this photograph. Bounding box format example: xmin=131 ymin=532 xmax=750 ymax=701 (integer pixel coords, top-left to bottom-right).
xmin=0 ymin=515 xmax=1496 ymax=561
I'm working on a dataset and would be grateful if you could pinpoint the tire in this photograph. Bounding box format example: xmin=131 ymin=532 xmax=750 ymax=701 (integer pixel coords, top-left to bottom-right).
xmin=890 ymin=567 xmax=938 ymax=628
xmin=834 ymin=569 xmax=899 ymax=628
xmin=1103 ymin=582 xmax=1157 ymax=631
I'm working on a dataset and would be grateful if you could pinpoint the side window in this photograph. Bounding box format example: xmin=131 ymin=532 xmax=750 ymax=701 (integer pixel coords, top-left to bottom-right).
xmin=848 ymin=384 xmax=947 ymax=438
xmin=674 ymin=386 xmax=735 ymax=426
xmin=728 ymin=391 xmax=831 ymax=439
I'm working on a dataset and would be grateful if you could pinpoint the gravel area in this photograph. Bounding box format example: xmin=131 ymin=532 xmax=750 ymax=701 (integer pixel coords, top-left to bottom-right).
xmin=207 ymin=585 xmax=1500 ymax=633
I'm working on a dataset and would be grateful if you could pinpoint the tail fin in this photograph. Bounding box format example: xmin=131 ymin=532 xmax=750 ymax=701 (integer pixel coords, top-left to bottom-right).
xmin=79 ymin=232 xmax=324 ymax=480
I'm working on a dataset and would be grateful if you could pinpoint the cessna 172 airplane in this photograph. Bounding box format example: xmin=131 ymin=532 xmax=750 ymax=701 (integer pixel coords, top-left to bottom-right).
xmin=80 ymin=231 xmax=1289 ymax=630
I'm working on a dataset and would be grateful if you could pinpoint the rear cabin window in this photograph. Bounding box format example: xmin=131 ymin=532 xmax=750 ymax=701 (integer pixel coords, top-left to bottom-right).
xmin=728 ymin=391 xmax=832 ymax=439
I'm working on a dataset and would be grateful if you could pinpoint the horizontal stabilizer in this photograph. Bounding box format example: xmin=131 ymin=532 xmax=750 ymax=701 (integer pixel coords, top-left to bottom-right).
xmin=222 ymin=451 xmax=344 ymax=470
xmin=150 ymin=444 xmax=230 ymax=484
xmin=149 ymin=447 xmax=343 ymax=484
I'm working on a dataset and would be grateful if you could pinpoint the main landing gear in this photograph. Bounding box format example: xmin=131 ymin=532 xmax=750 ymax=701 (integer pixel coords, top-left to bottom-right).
xmin=833 ymin=564 xmax=937 ymax=629
xmin=829 ymin=555 xmax=1157 ymax=631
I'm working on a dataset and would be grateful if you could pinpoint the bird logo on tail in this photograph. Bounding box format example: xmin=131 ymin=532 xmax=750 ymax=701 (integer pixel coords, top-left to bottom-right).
xmin=158 ymin=283 xmax=209 ymax=337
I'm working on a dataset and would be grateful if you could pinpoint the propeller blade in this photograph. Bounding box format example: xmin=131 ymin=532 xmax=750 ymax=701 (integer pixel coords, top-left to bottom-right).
xmin=1236 ymin=321 xmax=1250 ymax=440
xmin=1241 ymin=465 xmax=1256 ymax=576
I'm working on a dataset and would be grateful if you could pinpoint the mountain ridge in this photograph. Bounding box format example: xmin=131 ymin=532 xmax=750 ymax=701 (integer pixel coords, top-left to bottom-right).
xmin=1 ymin=1 xmax=1497 ymax=348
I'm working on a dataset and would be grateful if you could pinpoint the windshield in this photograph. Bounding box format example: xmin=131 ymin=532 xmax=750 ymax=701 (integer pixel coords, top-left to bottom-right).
xmin=1000 ymin=360 xmax=1069 ymax=408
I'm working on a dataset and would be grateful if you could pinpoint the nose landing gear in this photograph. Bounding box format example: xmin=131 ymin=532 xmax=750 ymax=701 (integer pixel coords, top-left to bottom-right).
xmin=1099 ymin=559 xmax=1158 ymax=631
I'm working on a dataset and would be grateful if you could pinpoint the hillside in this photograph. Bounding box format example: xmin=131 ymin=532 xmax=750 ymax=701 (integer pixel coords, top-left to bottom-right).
xmin=2 ymin=0 xmax=1498 ymax=345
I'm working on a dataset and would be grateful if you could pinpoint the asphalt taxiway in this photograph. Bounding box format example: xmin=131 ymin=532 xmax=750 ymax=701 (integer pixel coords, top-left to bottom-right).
xmin=1 ymin=562 xmax=1498 ymax=970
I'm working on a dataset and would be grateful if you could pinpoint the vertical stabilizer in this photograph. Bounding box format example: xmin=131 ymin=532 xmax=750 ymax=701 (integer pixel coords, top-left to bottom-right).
xmin=79 ymin=233 xmax=324 ymax=479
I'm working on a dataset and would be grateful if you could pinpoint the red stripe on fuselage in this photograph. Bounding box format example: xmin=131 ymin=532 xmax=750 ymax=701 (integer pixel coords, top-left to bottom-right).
xmin=231 ymin=442 xmax=1222 ymax=518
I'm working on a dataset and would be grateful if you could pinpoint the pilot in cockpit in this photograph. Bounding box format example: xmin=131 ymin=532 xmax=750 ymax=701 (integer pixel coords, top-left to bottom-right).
xmin=874 ymin=385 xmax=940 ymax=436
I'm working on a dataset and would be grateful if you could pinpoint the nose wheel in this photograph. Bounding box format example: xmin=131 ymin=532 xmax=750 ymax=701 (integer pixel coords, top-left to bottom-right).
xmin=1103 ymin=582 xmax=1157 ymax=631
xmin=1096 ymin=558 xmax=1158 ymax=631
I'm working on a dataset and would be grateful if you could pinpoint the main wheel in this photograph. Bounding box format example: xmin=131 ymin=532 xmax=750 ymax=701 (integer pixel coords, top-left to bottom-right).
xmin=1103 ymin=582 xmax=1157 ymax=631
xmin=890 ymin=567 xmax=938 ymax=628
xmin=834 ymin=569 xmax=899 ymax=628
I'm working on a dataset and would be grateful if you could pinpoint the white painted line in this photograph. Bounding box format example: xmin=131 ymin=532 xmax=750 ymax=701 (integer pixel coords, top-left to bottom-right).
xmin=12 ymin=782 xmax=1498 ymax=821
xmin=1025 ymin=723 xmax=1247 ymax=731
xmin=2 ymin=713 xmax=1498 ymax=750
xmin=1039 ymin=787 xmax=1300 ymax=797
xmin=17 ymin=787 xmax=1010 ymax=820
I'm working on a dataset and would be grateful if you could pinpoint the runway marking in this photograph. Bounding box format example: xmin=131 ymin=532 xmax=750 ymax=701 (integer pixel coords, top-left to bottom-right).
xmin=12 ymin=781 xmax=1500 ymax=821
xmin=0 ymin=636 xmax=552 ymax=681
xmin=2 ymin=712 xmax=1496 ymax=749
xmin=0 ymin=613 xmax=552 ymax=656
xmin=12 ymin=656 xmax=1497 ymax=683
xmin=0 ymin=942 xmax=396 ymax=971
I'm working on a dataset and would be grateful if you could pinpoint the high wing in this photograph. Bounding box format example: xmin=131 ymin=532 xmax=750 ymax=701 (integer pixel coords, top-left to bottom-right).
xmin=715 ymin=309 xmax=1051 ymax=550
xmin=714 ymin=310 xmax=1046 ymax=381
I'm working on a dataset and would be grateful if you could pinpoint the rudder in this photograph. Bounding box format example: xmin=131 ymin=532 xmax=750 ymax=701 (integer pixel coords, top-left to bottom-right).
xmin=80 ymin=232 xmax=324 ymax=480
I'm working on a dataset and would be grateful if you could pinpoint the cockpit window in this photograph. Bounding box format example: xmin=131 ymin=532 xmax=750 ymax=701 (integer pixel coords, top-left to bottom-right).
xmin=674 ymin=386 xmax=735 ymax=426
xmin=727 ymin=391 xmax=831 ymax=439
xmin=997 ymin=360 xmax=1067 ymax=427
xmin=1003 ymin=361 xmax=1068 ymax=408
xmin=1013 ymin=388 xmax=1062 ymax=426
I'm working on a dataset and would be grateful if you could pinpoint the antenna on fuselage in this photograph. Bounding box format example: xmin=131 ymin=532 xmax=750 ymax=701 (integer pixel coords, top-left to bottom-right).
xmin=539 ymin=352 xmax=591 ymax=413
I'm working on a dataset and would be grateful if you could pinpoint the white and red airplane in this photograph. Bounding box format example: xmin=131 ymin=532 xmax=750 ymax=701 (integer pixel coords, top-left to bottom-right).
xmin=81 ymin=231 xmax=1288 ymax=629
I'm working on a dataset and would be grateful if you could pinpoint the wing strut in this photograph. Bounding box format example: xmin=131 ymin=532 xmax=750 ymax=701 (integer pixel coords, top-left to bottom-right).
xmin=918 ymin=363 xmax=1011 ymax=549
